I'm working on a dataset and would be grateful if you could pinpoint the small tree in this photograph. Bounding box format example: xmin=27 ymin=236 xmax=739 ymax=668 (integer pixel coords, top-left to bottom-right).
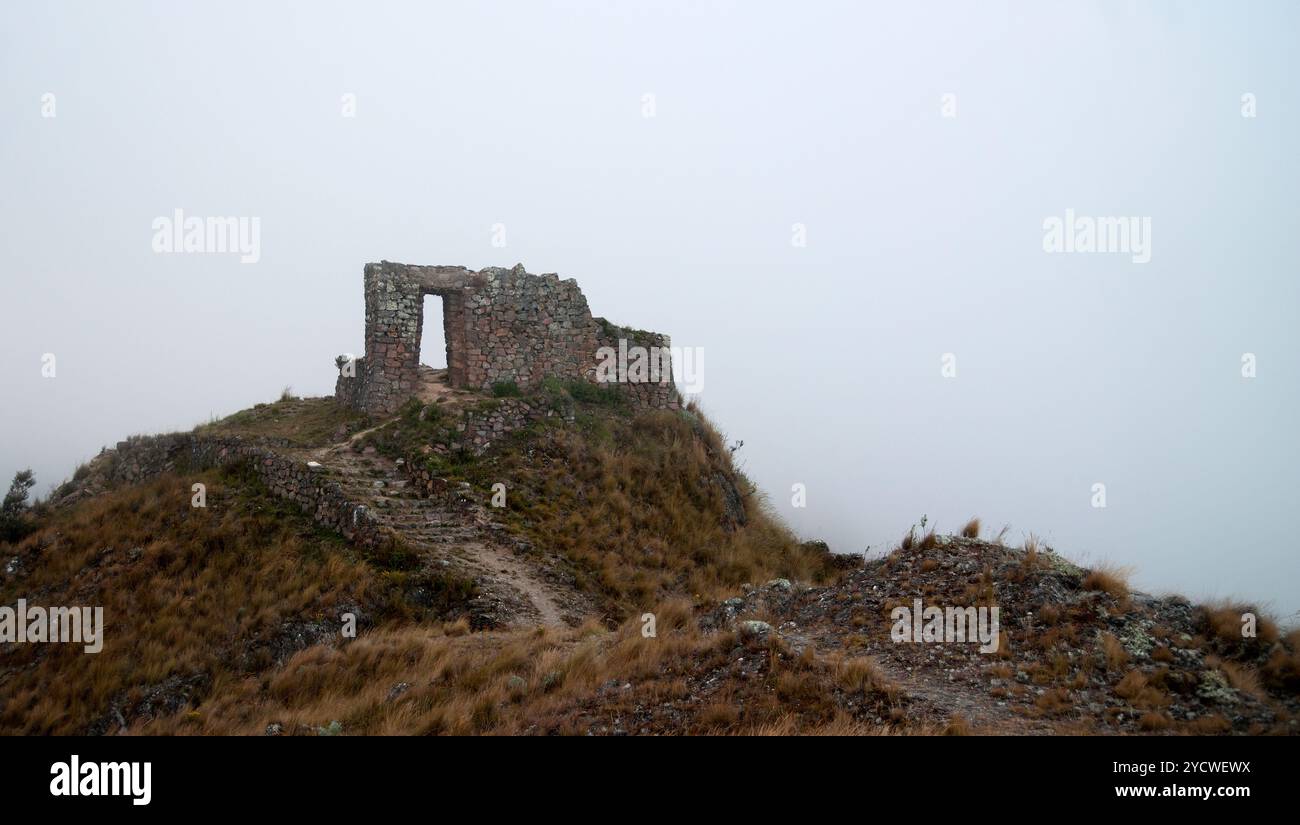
xmin=0 ymin=469 xmax=36 ymax=543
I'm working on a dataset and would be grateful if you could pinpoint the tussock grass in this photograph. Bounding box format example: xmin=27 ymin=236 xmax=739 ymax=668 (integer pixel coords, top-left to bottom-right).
xmin=1263 ymin=629 xmax=1300 ymax=692
xmin=0 ymin=465 xmax=405 ymax=735
xmin=1113 ymin=669 xmax=1170 ymax=710
xmin=832 ymin=654 xmax=898 ymax=700
xmin=1082 ymin=563 xmax=1131 ymax=601
xmin=1099 ymin=632 xmax=1129 ymax=672
xmin=942 ymin=714 xmax=972 ymax=735
xmin=1138 ymin=711 xmax=1172 ymax=731
xmin=457 ymin=404 xmax=840 ymax=614
xmin=1197 ymin=600 xmax=1279 ymax=648
xmin=198 ymin=397 xmax=368 ymax=447
xmin=1208 ymin=656 xmax=1265 ymax=700
xmin=138 ymin=600 xmax=904 ymax=735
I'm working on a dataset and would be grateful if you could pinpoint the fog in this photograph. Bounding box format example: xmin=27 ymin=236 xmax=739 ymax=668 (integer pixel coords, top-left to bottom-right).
xmin=2 ymin=1 xmax=1297 ymax=618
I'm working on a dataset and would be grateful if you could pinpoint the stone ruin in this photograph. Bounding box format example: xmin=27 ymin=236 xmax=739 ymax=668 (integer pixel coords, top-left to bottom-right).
xmin=335 ymin=261 xmax=680 ymax=415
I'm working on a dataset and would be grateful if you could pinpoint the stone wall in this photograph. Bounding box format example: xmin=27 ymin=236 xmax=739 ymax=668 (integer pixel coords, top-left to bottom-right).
xmin=593 ymin=321 xmax=681 ymax=412
xmin=94 ymin=434 xmax=387 ymax=548
xmin=335 ymin=261 xmax=680 ymax=415
xmin=453 ymin=397 xmax=575 ymax=456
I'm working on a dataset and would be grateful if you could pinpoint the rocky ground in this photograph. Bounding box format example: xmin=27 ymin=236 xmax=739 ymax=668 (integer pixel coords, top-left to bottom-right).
xmin=685 ymin=536 xmax=1300 ymax=735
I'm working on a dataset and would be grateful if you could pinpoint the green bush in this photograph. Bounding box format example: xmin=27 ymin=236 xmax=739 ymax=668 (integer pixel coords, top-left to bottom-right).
xmin=0 ymin=469 xmax=36 ymax=543
xmin=565 ymin=380 xmax=622 ymax=406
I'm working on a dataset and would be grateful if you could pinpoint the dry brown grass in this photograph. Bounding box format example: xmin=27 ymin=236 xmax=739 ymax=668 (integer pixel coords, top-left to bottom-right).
xmin=1208 ymin=657 xmax=1265 ymax=700
xmin=1114 ymin=670 xmax=1170 ymax=710
xmin=698 ymin=700 xmax=741 ymax=730
xmin=832 ymin=654 xmax=899 ymax=701
xmin=733 ymin=714 xmax=925 ymax=736
xmin=0 ymin=466 xmax=399 ymax=735
xmin=1038 ymin=604 xmax=1062 ymax=625
xmin=197 ymin=397 xmax=369 ymax=448
xmin=1034 ymin=688 xmax=1073 ymax=716
xmin=1114 ymin=670 xmax=1147 ymax=700
xmin=960 ymin=518 xmax=980 ymax=539
xmin=1183 ymin=714 xmax=1231 ymax=734
xmin=985 ymin=664 xmax=1013 ymax=680
xmin=1138 ymin=711 xmax=1172 ymax=731
xmin=451 ymin=405 xmax=842 ymax=614
xmin=1082 ymin=563 xmax=1131 ymax=601
xmin=942 ymin=714 xmax=972 ymax=735
xmin=1099 ymin=632 xmax=1129 ymax=671
xmin=1263 ymin=629 xmax=1300 ymax=693
xmin=0 ymin=461 xmax=893 ymax=739
xmin=133 ymin=600 xmax=912 ymax=735
xmin=1198 ymin=600 xmax=1279 ymax=647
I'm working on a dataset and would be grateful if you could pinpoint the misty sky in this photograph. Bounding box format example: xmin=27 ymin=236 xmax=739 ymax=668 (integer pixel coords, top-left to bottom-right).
xmin=2 ymin=1 xmax=1297 ymax=618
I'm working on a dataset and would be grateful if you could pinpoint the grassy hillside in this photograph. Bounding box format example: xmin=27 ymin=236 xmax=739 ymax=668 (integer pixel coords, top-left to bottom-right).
xmin=0 ymin=464 xmax=475 ymax=734
xmin=357 ymin=391 xmax=842 ymax=616
xmin=2 ymin=388 xmax=1296 ymax=735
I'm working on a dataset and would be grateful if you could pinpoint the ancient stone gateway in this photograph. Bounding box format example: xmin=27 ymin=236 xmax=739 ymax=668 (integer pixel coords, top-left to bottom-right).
xmin=335 ymin=261 xmax=680 ymax=415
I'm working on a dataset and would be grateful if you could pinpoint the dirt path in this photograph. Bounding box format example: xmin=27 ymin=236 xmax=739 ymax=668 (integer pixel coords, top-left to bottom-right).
xmin=459 ymin=541 xmax=567 ymax=627
xmin=790 ymin=622 xmax=1056 ymax=735
xmin=873 ymin=658 xmax=1057 ymax=734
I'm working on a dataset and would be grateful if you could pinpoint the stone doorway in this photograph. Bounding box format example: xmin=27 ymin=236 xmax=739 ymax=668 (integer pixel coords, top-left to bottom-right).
xmin=420 ymin=295 xmax=448 ymax=370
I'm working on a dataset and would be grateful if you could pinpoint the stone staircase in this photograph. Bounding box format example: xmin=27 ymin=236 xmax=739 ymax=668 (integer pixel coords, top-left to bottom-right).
xmin=301 ymin=443 xmax=584 ymax=629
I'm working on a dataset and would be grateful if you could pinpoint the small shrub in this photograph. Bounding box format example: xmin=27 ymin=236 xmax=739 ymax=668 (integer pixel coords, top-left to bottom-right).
xmin=491 ymin=380 xmax=522 ymax=398
xmin=564 ymin=380 xmax=621 ymax=405
xmin=0 ymin=469 xmax=36 ymax=543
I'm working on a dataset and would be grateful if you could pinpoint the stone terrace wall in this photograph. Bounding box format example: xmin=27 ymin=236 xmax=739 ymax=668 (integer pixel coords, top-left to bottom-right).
xmin=92 ymin=434 xmax=387 ymax=548
xmin=335 ymin=261 xmax=680 ymax=415
xmin=453 ymin=397 xmax=575 ymax=456
xmin=594 ymin=321 xmax=681 ymax=411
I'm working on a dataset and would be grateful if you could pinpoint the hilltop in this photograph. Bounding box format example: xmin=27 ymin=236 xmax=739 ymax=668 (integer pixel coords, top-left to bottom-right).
xmin=1 ymin=371 xmax=1297 ymax=735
